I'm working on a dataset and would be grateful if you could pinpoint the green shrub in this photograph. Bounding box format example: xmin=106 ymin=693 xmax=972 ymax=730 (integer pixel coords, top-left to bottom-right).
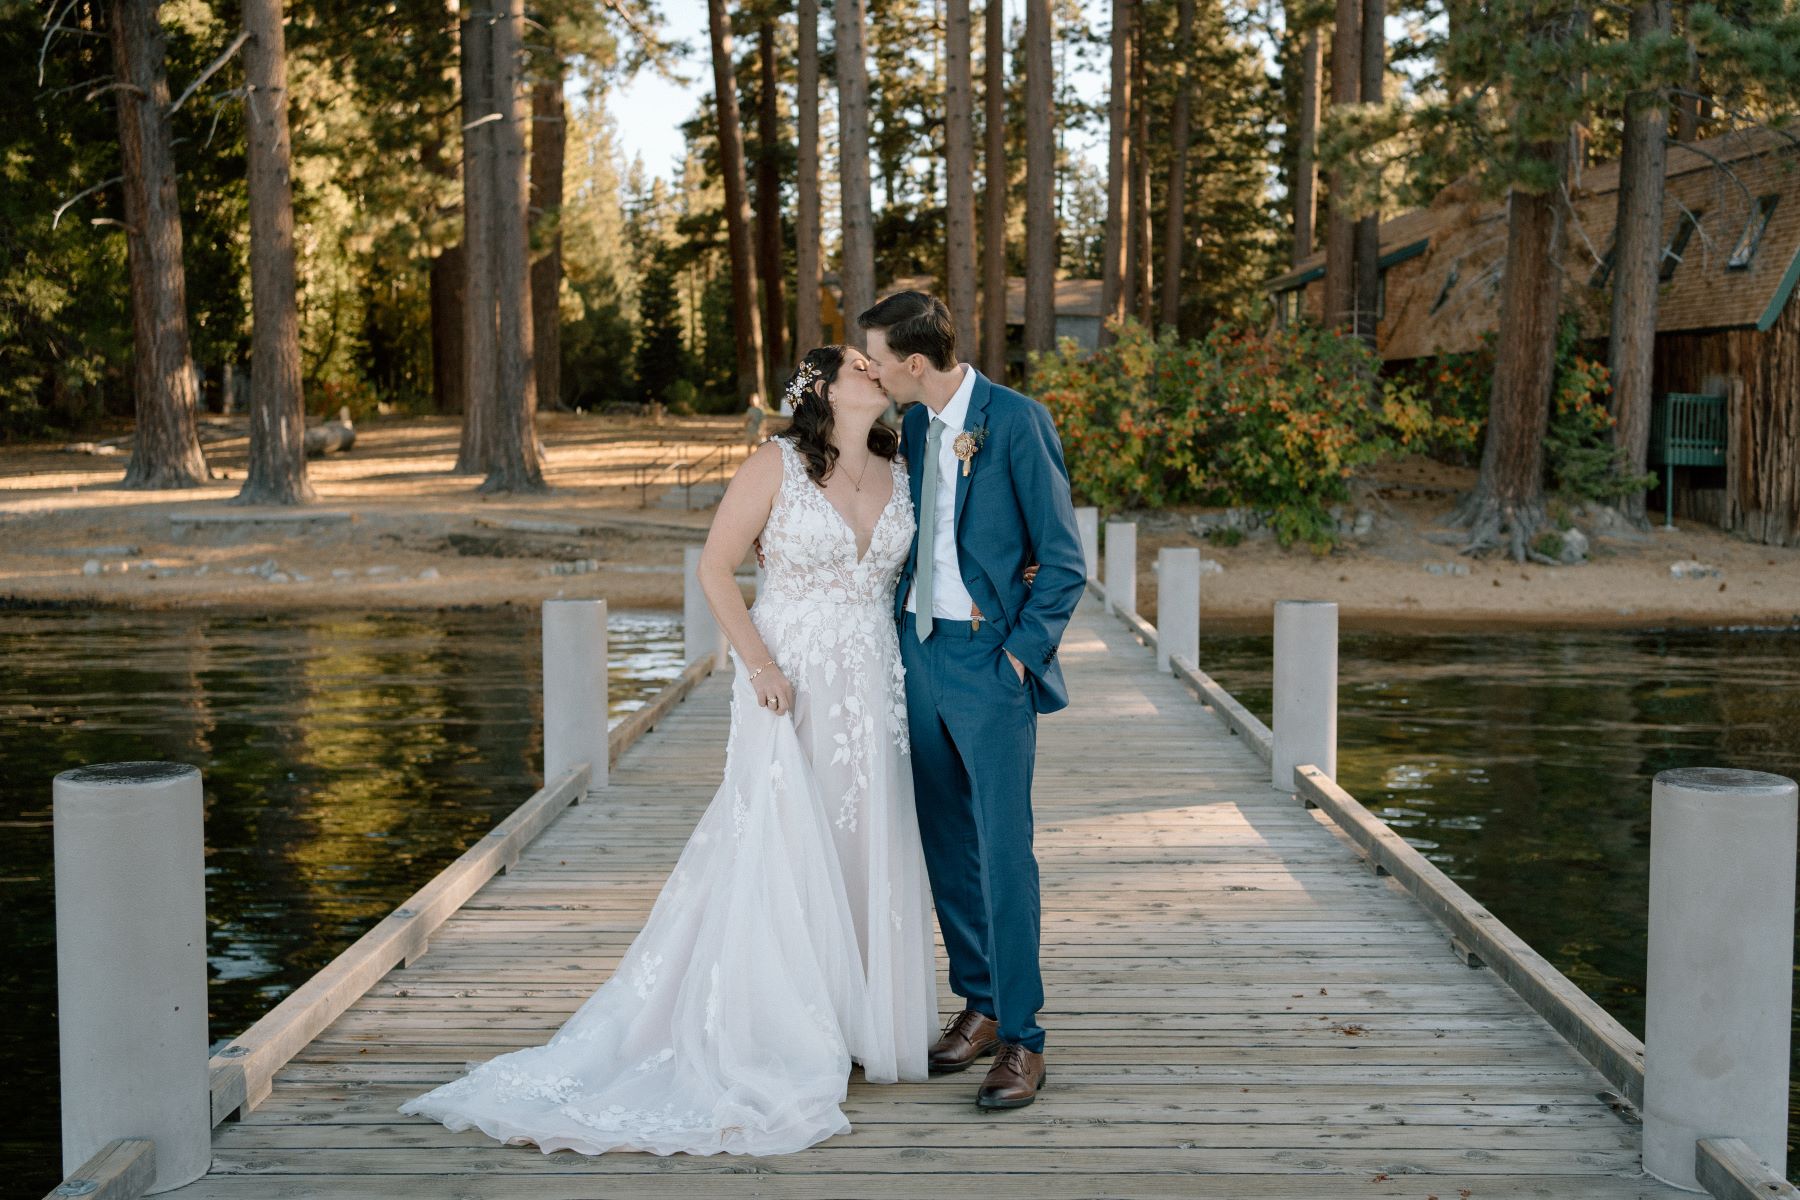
xmin=666 ymin=379 xmax=698 ymax=417
xmin=1033 ymin=317 xmax=1443 ymax=550
xmin=1396 ymin=314 xmax=1656 ymax=505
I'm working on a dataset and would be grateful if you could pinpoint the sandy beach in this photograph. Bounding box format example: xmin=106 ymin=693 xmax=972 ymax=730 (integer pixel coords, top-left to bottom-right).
xmin=2 ymin=413 xmax=1795 ymax=631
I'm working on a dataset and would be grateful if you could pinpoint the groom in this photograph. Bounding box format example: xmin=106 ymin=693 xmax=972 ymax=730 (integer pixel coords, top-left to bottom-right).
xmin=859 ymin=291 xmax=1086 ymax=1109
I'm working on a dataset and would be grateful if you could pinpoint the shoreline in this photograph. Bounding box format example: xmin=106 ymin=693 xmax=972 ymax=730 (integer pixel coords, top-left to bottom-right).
xmin=4 ymin=414 xmax=1795 ymax=637
xmin=4 ymin=588 xmax=1795 ymax=636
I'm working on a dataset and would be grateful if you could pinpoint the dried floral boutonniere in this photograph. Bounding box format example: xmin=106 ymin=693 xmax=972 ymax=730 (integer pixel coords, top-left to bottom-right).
xmin=952 ymin=425 xmax=989 ymax=477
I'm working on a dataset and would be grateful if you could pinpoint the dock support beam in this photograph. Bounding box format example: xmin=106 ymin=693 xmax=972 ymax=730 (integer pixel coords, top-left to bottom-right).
xmin=1156 ymin=547 xmax=1201 ymax=675
xmin=543 ymin=598 xmax=608 ymax=795
xmin=53 ymin=762 xmax=211 ymax=1193
xmin=1643 ymin=766 xmax=1797 ymax=1191
xmin=684 ymin=547 xmax=727 ymax=669
xmin=1104 ymin=520 xmax=1136 ymax=618
xmin=1272 ymin=599 xmax=1337 ymax=793
xmin=1075 ymin=506 xmax=1099 ymax=581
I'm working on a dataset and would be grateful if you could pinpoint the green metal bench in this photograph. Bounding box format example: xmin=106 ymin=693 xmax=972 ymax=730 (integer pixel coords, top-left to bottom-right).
xmin=1648 ymin=392 xmax=1727 ymax=529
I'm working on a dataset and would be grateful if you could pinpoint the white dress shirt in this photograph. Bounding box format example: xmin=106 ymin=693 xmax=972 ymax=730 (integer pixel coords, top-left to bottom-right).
xmin=905 ymin=363 xmax=977 ymax=621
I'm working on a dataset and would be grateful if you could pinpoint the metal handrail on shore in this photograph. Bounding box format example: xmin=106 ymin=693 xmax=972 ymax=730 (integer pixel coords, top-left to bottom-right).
xmin=633 ymin=437 xmax=746 ymax=509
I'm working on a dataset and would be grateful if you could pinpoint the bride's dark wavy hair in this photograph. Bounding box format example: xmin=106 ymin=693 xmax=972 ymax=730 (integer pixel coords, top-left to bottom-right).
xmin=781 ymin=345 xmax=899 ymax=486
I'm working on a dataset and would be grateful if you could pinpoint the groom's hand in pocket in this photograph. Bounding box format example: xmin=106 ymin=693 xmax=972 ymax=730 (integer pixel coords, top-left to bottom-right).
xmin=1004 ymin=648 xmax=1026 ymax=684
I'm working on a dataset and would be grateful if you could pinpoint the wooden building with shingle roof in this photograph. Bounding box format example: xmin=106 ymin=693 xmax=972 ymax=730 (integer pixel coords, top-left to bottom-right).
xmin=1265 ymin=128 xmax=1800 ymax=546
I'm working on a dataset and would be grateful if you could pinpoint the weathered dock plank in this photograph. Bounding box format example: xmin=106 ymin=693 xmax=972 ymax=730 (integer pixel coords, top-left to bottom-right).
xmin=162 ymin=597 xmax=1685 ymax=1197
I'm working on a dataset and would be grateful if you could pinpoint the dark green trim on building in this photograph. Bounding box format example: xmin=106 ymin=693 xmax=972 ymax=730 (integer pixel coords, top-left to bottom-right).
xmin=1378 ymin=238 xmax=1430 ymax=270
xmin=1756 ymin=242 xmax=1800 ymax=332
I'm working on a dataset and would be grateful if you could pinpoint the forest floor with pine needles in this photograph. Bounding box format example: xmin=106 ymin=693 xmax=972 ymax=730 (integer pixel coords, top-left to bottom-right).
xmin=2 ymin=413 xmax=1796 ymax=630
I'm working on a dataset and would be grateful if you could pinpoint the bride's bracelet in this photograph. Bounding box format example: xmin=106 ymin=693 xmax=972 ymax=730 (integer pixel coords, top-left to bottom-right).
xmin=747 ymin=658 xmax=777 ymax=681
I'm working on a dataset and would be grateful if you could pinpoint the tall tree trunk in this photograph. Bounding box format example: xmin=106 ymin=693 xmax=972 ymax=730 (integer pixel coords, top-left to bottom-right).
xmin=1352 ymin=0 xmax=1384 ymax=342
xmin=529 ymin=56 xmax=566 ymax=412
xmin=1324 ymin=0 xmax=1359 ymax=329
xmin=1152 ymin=0 xmax=1195 ymax=329
xmin=945 ymin=0 xmax=977 ymax=361
xmin=455 ymin=3 xmax=496 ymax=474
xmin=1158 ymin=0 xmax=1196 ymax=331
xmin=1022 ymin=0 xmax=1055 ymax=360
xmin=430 ymin=244 xmax=466 ymax=413
xmin=755 ymin=16 xmax=785 ymax=382
xmin=1127 ymin=2 xmax=1152 ymax=324
xmin=1568 ymin=3 xmax=1590 ymax=186
xmin=795 ymin=0 xmax=823 ymax=362
xmin=979 ymin=0 xmax=1007 ymax=376
xmin=235 ymin=0 xmax=313 ymax=505
xmin=481 ymin=0 xmax=544 ymax=492
xmin=1293 ymin=24 xmax=1321 ymax=266
xmin=1451 ymin=140 xmax=1568 ymax=561
xmin=426 ymin=0 xmax=463 ymax=415
xmin=110 ymin=0 xmax=208 ymax=488
xmin=708 ymin=0 xmax=766 ymax=404
xmin=1674 ymin=50 xmax=1706 ymax=140
xmin=1099 ymin=0 xmax=1132 ymax=345
xmin=836 ymin=0 xmax=875 ymax=341
xmin=1608 ymin=0 xmax=1671 ymax=527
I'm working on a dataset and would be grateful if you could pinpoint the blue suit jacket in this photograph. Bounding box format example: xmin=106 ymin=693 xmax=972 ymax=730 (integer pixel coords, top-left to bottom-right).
xmin=894 ymin=369 xmax=1087 ymax=715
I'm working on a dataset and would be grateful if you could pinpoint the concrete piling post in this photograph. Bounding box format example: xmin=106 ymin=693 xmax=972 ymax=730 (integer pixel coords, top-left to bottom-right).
xmin=1272 ymin=599 xmax=1337 ymax=792
xmin=543 ymin=598 xmax=608 ymax=794
xmin=53 ymin=761 xmax=211 ymax=1193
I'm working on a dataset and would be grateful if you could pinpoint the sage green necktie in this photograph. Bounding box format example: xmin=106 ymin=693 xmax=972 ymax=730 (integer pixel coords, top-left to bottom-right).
xmin=916 ymin=416 xmax=946 ymax=640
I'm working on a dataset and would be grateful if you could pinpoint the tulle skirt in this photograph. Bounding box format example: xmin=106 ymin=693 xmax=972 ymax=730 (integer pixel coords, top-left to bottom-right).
xmin=397 ymin=611 xmax=936 ymax=1156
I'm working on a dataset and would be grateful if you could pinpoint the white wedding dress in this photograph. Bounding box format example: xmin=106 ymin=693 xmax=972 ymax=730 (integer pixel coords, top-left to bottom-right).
xmin=397 ymin=436 xmax=937 ymax=1156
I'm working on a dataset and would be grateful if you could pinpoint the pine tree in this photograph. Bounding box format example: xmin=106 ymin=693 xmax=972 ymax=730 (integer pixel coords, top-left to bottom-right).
xmin=111 ymin=0 xmax=210 ymax=488
xmin=635 ymin=248 xmax=686 ymax=404
xmin=235 ymin=0 xmax=313 ymax=505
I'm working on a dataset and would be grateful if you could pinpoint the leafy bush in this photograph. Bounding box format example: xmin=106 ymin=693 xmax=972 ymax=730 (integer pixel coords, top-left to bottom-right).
xmin=1394 ymin=314 xmax=1656 ymax=505
xmin=1033 ymin=317 xmax=1442 ymax=549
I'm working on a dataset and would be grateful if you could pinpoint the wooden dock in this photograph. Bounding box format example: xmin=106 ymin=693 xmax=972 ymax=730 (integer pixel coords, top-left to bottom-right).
xmin=161 ymin=596 xmax=1687 ymax=1198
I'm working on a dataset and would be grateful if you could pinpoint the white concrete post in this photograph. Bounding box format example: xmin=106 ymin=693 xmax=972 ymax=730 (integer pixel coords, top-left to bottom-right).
xmin=683 ymin=546 xmax=725 ymax=668
xmin=543 ymin=598 xmax=608 ymax=793
xmin=1271 ymin=599 xmax=1337 ymax=792
xmin=1157 ymin=547 xmax=1201 ymax=674
xmin=53 ymin=761 xmax=210 ymax=1193
xmin=1075 ymin=506 xmax=1099 ymax=581
xmin=1104 ymin=521 xmax=1137 ymax=617
xmin=1643 ymin=766 xmax=1797 ymax=1191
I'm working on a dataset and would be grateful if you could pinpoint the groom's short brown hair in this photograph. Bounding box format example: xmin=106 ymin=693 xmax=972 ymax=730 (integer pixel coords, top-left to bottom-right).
xmin=857 ymin=291 xmax=957 ymax=371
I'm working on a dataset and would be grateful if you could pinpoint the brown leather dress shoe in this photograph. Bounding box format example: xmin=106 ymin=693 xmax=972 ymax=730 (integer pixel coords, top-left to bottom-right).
xmin=976 ymin=1042 xmax=1046 ymax=1109
xmin=928 ymin=1009 xmax=1001 ymax=1074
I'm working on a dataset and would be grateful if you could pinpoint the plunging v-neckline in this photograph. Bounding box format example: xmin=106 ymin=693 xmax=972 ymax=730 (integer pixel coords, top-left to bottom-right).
xmin=813 ymin=459 xmax=898 ymax=567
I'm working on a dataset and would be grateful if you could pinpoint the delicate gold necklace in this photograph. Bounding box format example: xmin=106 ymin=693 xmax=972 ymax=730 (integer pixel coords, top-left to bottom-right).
xmin=840 ymin=453 xmax=874 ymax=492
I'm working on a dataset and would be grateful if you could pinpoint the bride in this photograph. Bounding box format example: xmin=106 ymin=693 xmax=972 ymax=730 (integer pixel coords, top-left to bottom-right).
xmin=398 ymin=345 xmax=939 ymax=1156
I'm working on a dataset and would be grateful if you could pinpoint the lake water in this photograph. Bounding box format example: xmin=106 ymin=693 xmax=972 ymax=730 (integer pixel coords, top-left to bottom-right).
xmin=3 ymin=609 xmax=1796 ymax=1193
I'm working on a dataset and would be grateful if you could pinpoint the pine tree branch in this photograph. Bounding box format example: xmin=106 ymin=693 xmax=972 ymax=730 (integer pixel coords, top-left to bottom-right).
xmin=169 ymin=28 xmax=251 ymax=116
xmin=52 ymin=175 xmax=125 ymax=230
xmin=1667 ymin=91 xmax=1800 ymax=150
xmin=86 ymin=81 xmax=148 ymax=102
xmin=38 ymin=0 xmax=79 ymax=87
xmin=38 ymin=75 xmax=113 ymax=100
xmin=205 ymin=87 xmax=252 ymax=148
xmin=601 ymin=0 xmax=672 ymax=64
